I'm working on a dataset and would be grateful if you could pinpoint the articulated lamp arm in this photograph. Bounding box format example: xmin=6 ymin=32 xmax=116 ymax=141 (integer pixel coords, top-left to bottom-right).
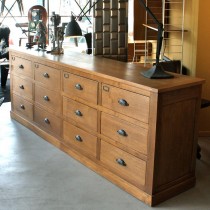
xmin=137 ymin=0 xmax=174 ymax=79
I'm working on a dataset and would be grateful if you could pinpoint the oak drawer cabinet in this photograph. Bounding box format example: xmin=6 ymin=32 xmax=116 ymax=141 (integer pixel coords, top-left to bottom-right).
xmin=34 ymin=62 xmax=62 ymax=136
xmin=10 ymin=55 xmax=33 ymax=121
xmin=9 ymin=47 xmax=204 ymax=206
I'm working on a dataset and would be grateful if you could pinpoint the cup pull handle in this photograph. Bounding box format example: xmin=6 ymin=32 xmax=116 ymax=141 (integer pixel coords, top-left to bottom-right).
xmin=75 ymin=135 xmax=83 ymax=142
xmin=43 ymin=96 xmax=49 ymax=101
xmin=43 ymin=73 xmax=49 ymax=78
xmin=20 ymin=104 xmax=25 ymax=110
xmin=118 ymin=99 xmax=129 ymax=106
xmin=75 ymin=110 xmax=83 ymax=117
xmin=75 ymin=83 xmax=83 ymax=90
xmin=116 ymin=158 xmax=126 ymax=167
xmin=117 ymin=129 xmax=127 ymax=137
xmin=19 ymin=65 xmax=24 ymax=69
xmin=19 ymin=85 xmax=24 ymax=89
xmin=44 ymin=118 xmax=50 ymax=124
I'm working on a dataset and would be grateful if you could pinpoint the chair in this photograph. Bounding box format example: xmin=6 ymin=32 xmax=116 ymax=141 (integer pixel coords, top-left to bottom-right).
xmin=197 ymin=99 xmax=210 ymax=159
xmin=0 ymin=97 xmax=4 ymax=106
xmin=132 ymin=40 xmax=152 ymax=63
xmin=0 ymin=62 xmax=9 ymax=87
xmin=0 ymin=25 xmax=10 ymax=87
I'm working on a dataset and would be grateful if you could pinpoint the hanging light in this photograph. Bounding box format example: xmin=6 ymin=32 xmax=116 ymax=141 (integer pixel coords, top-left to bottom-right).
xmin=65 ymin=14 xmax=82 ymax=37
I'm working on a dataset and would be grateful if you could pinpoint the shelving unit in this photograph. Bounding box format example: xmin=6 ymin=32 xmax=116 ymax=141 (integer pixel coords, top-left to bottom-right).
xmin=162 ymin=0 xmax=186 ymax=73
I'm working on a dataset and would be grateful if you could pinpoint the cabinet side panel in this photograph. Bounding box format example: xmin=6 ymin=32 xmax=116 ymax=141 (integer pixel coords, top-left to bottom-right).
xmin=154 ymin=88 xmax=200 ymax=192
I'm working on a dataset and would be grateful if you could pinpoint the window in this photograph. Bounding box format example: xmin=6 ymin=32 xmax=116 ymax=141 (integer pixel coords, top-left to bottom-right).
xmin=0 ymin=0 xmax=93 ymax=51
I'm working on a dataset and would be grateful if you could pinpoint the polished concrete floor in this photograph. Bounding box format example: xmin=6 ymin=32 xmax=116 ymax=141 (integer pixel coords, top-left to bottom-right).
xmin=0 ymin=102 xmax=210 ymax=210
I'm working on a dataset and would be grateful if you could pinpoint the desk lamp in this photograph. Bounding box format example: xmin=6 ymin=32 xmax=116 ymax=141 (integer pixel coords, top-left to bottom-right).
xmin=138 ymin=0 xmax=174 ymax=79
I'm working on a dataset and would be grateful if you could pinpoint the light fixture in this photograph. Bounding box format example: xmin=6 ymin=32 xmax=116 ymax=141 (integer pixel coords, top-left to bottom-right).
xmin=138 ymin=0 xmax=174 ymax=79
xmin=64 ymin=1 xmax=100 ymax=53
xmin=65 ymin=13 xmax=82 ymax=37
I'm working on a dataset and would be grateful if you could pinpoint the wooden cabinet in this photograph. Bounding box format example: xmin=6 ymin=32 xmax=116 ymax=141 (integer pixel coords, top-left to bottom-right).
xmin=9 ymin=47 xmax=204 ymax=206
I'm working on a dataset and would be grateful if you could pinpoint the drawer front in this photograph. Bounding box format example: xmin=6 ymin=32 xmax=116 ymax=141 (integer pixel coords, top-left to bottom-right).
xmin=34 ymin=63 xmax=61 ymax=90
xmin=100 ymin=140 xmax=146 ymax=188
xmin=101 ymin=112 xmax=148 ymax=155
xmin=34 ymin=106 xmax=61 ymax=136
xmin=63 ymin=121 xmax=97 ymax=158
xmin=102 ymin=84 xmax=150 ymax=123
xmin=13 ymin=94 xmax=33 ymax=120
xmin=13 ymin=76 xmax=33 ymax=100
xmin=63 ymin=97 xmax=97 ymax=132
xmin=63 ymin=72 xmax=98 ymax=104
xmin=35 ymin=85 xmax=61 ymax=113
xmin=11 ymin=56 xmax=33 ymax=78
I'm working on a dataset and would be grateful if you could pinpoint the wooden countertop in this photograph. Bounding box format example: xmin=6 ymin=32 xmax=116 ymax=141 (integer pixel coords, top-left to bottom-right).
xmin=9 ymin=46 xmax=205 ymax=93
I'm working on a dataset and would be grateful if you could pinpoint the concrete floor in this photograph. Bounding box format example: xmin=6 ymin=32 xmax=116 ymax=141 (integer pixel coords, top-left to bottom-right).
xmin=0 ymin=102 xmax=210 ymax=210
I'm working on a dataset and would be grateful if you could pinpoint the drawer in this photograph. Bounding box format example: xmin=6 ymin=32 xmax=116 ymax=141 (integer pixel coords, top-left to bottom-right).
xmin=11 ymin=56 xmax=33 ymax=78
xmin=34 ymin=63 xmax=61 ymax=90
xmin=63 ymin=97 xmax=97 ymax=132
xmin=101 ymin=84 xmax=150 ymax=123
xmin=101 ymin=112 xmax=148 ymax=155
xmin=63 ymin=72 xmax=98 ymax=104
xmin=35 ymin=85 xmax=61 ymax=113
xmin=63 ymin=121 xmax=97 ymax=158
xmin=34 ymin=106 xmax=61 ymax=136
xmin=13 ymin=76 xmax=33 ymax=100
xmin=12 ymin=94 xmax=33 ymax=120
xmin=100 ymin=140 xmax=146 ymax=188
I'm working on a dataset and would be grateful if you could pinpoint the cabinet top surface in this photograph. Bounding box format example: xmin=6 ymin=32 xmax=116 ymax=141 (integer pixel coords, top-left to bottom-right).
xmin=9 ymin=46 xmax=204 ymax=93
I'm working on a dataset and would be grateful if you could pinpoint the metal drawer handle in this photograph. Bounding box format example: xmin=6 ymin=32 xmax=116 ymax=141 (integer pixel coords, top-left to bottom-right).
xmin=43 ymin=73 xmax=49 ymax=78
xmin=12 ymin=56 xmax=15 ymax=61
xmin=116 ymin=158 xmax=126 ymax=167
xmin=75 ymin=135 xmax=83 ymax=142
xmin=117 ymin=129 xmax=127 ymax=137
xmin=35 ymin=64 xmax=39 ymax=68
xmin=43 ymin=95 xmax=49 ymax=101
xmin=19 ymin=65 xmax=24 ymax=69
xmin=75 ymin=110 xmax=83 ymax=117
xmin=44 ymin=118 xmax=50 ymax=124
xmin=118 ymin=99 xmax=129 ymax=106
xmin=75 ymin=83 xmax=83 ymax=90
xmin=20 ymin=104 xmax=25 ymax=110
xmin=19 ymin=85 xmax=24 ymax=89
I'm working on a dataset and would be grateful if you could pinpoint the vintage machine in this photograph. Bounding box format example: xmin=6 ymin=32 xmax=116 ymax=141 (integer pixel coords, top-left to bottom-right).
xmin=49 ymin=12 xmax=64 ymax=55
xmin=27 ymin=5 xmax=47 ymax=48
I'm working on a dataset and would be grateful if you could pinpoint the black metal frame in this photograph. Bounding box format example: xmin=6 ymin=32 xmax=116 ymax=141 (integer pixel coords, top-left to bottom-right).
xmin=138 ymin=0 xmax=174 ymax=79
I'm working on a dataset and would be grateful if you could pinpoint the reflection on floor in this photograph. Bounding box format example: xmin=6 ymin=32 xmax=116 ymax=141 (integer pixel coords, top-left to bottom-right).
xmin=0 ymin=102 xmax=210 ymax=210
